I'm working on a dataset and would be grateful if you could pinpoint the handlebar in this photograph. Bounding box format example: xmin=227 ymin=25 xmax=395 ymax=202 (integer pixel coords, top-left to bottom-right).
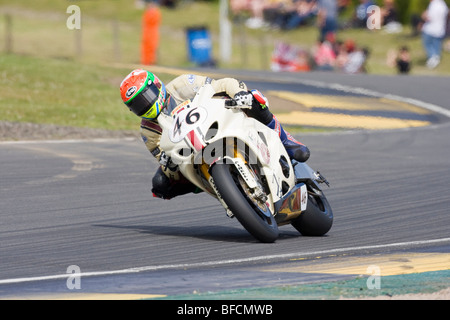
xmin=225 ymin=99 xmax=237 ymax=107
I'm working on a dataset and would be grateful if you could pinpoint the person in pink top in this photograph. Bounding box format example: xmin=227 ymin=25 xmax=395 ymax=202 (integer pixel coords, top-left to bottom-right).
xmin=313 ymin=33 xmax=336 ymax=71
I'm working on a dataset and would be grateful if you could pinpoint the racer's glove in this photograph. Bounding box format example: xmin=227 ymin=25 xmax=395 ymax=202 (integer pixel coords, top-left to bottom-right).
xmin=233 ymin=91 xmax=253 ymax=109
xmin=251 ymin=89 xmax=269 ymax=109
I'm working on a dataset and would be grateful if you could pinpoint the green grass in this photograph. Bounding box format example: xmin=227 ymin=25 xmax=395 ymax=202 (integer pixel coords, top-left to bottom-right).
xmin=0 ymin=54 xmax=173 ymax=130
xmin=153 ymin=270 xmax=450 ymax=300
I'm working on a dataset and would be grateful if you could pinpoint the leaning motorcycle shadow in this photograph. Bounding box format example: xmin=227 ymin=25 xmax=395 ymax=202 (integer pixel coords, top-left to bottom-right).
xmin=94 ymin=223 xmax=301 ymax=243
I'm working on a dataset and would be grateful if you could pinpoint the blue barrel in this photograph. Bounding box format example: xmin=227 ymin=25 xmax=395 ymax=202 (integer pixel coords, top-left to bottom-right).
xmin=186 ymin=26 xmax=212 ymax=65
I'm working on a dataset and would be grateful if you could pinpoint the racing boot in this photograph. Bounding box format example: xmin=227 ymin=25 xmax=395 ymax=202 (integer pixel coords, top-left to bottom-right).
xmin=151 ymin=167 xmax=201 ymax=200
xmin=248 ymin=90 xmax=310 ymax=163
xmin=266 ymin=115 xmax=310 ymax=163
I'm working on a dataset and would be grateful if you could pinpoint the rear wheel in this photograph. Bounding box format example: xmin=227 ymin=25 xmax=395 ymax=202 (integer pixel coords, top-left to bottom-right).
xmin=210 ymin=163 xmax=279 ymax=243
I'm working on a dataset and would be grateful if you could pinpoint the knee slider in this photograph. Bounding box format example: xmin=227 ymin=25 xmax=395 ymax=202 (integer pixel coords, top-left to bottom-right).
xmin=294 ymin=145 xmax=310 ymax=163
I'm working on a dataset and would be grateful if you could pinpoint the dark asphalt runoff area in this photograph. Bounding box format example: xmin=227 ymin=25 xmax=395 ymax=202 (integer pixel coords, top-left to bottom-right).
xmin=0 ymin=71 xmax=449 ymax=299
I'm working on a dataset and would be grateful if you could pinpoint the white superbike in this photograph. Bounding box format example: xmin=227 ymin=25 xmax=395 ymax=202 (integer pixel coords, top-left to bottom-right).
xmin=157 ymin=84 xmax=333 ymax=242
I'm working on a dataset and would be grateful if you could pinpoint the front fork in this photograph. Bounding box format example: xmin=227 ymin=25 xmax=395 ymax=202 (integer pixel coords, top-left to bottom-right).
xmin=201 ymin=142 xmax=269 ymax=219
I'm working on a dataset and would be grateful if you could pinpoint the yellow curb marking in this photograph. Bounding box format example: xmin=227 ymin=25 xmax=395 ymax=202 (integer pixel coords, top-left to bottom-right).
xmin=268 ymin=91 xmax=432 ymax=130
xmin=263 ymin=253 xmax=450 ymax=276
xmin=275 ymin=111 xmax=430 ymax=130
xmin=269 ymin=91 xmax=432 ymax=115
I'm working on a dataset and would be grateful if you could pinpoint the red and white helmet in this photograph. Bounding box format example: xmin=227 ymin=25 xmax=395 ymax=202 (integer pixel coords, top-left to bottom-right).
xmin=120 ymin=69 xmax=166 ymax=120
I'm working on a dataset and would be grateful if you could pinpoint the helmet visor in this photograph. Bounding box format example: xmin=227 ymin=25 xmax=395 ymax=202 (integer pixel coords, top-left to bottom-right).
xmin=126 ymin=82 xmax=161 ymax=117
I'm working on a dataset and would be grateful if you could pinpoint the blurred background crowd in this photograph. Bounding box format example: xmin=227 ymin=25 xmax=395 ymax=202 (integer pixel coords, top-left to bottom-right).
xmin=228 ymin=0 xmax=449 ymax=74
xmin=1 ymin=0 xmax=449 ymax=75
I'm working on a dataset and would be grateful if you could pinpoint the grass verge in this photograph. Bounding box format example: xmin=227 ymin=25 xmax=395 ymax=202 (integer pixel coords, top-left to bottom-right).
xmin=0 ymin=54 xmax=174 ymax=131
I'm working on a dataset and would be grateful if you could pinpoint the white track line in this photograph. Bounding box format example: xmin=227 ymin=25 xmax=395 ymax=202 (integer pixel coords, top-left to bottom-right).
xmin=1 ymin=237 xmax=449 ymax=285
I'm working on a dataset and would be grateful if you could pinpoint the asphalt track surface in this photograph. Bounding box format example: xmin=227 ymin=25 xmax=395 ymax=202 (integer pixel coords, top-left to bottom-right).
xmin=1 ymin=71 xmax=449 ymax=299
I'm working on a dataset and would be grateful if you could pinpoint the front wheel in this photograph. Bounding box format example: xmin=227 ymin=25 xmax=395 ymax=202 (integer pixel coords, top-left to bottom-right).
xmin=210 ymin=163 xmax=279 ymax=243
xmin=291 ymin=188 xmax=333 ymax=236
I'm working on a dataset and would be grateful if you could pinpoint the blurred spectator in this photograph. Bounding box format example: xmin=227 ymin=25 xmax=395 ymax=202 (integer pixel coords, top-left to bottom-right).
xmin=159 ymin=0 xmax=177 ymax=9
xmin=230 ymin=0 xmax=268 ymax=29
xmin=231 ymin=0 xmax=320 ymax=30
xmin=317 ymin=0 xmax=338 ymax=41
xmin=262 ymin=0 xmax=296 ymax=29
xmin=232 ymin=0 xmax=296 ymax=30
xmin=387 ymin=46 xmax=411 ymax=74
xmin=281 ymin=0 xmax=318 ymax=30
xmin=352 ymin=0 xmax=375 ymax=28
xmin=271 ymin=41 xmax=311 ymax=71
xmin=410 ymin=14 xmax=422 ymax=37
xmin=230 ymin=0 xmax=253 ymax=16
xmin=272 ymin=35 xmax=371 ymax=74
xmin=334 ymin=40 xmax=349 ymax=69
xmin=380 ymin=0 xmax=402 ymax=33
xmin=136 ymin=0 xmax=177 ymax=9
xmin=380 ymin=0 xmax=397 ymax=25
xmin=341 ymin=40 xmax=369 ymax=73
xmin=312 ymin=33 xmax=336 ymax=70
xmin=397 ymin=46 xmax=411 ymax=74
xmin=421 ymin=0 xmax=449 ymax=69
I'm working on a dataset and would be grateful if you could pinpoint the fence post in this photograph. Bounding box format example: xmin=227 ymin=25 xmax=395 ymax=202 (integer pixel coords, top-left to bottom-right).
xmin=74 ymin=28 xmax=82 ymax=57
xmin=259 ymin=33 xmax=268 ymax=70
xmin=238 ymin=22 xmax=247 ymax=68
xmin=4 ymin=14 xmax=13 ymax=54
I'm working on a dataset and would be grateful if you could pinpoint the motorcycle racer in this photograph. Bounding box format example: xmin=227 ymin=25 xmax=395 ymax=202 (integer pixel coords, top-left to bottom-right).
xmin=119 ymin=69 xmax=310 ymax=199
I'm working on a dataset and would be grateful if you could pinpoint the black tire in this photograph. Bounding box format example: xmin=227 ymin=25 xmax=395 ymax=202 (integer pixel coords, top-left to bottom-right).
xmin=291 ymin=189 xmax=333 ymax=236
xmin=210 ymin=163 xmax=279 ymax=243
